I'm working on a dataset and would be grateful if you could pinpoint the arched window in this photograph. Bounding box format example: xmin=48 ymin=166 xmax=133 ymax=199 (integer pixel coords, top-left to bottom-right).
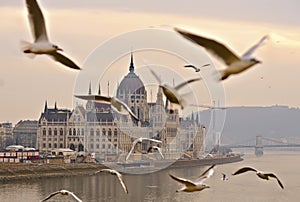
xmin=114 ymin=128 xmax=118 ymax=136
xmin=70 ymin=144 xmax=75 ymax=151
xmin=43 ymin=128 xmax=46 ymax=136
xmin=60 ymin=128 xmax=63 ymax=136
xmin=78 ymin=144 xmax=84 ymax=152
xmin=90 ymin=128 xmax=94 ymax=136
xmin=54 ymin=143 xmax=57 ymax=148
xmin=69 ymin=128 xmax=72 ymax=136
xmin=102 ymin=129 xmax=106 ymax=136
xmin=73 ymin=128 xmax=76 ymax=136
xmin=59 ymin=143 xmax=63 ymax=148
xmin=54 ymin=128 xmax=57 ymax=136
xmin=96 ymin=129 xmax=100 ymax=136
xmin=77 ymin=129 xmax=80 ymax=136
xmin=48 ymin=128 xmax=52 ymax=136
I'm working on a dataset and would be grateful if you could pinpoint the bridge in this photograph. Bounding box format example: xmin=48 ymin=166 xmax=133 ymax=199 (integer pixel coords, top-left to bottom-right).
xmin=225 ymin=135 xmax=300 ymax=156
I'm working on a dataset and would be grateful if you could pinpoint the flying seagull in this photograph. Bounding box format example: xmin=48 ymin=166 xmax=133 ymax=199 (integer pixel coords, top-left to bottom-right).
xmin=41 ymin=189 xmax=82 ymax=202
xmin=150 ymin=69 xmax=201 ymax=109
xmin=95 ymin=169 xmax=129 ymax=194
xmin=184 ymin=64 xmax=210 ymax=72
xmin=21 ymin=0 xmax=81 ymax=70
xmin=169 ymin=164 xmax=215 ymax=192
xmin=75 ymin=95 xmax=139 ymax=121
xmin=126 ymin=137 xmax=162 ymax=161
xmin=221 ymin=173 xmax=228 ymax=181
xmin=232 ymin=167 xmax=284 ymax=189
xmin=175 ymin=28 xmax=268 ymax=80
xmin=147 ymin=146 xmax=164 ymax=159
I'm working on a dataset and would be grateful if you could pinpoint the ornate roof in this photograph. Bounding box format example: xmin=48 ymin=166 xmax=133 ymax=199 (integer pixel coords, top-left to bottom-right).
xmin=117 ymin=52 xmax=146 ymax=96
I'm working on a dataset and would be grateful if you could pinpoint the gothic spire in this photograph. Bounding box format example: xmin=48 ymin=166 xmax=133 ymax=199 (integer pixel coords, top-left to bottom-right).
xmin=44 ymin=100 xmax=48 ymax=113
xmin=98 ymin=83 xmax=101 ymax=95
xmin=129 ymin=52 xmax=134 ymax=73
xmin=88 ymin=81 xmax=92 ymax=95
xmin=54 ymin=101 xmax=57 ymax=110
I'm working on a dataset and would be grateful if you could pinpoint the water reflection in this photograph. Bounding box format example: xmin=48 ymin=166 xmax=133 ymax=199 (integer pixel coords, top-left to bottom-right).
xmin=1 ymin=151 xmax=300 ymax=202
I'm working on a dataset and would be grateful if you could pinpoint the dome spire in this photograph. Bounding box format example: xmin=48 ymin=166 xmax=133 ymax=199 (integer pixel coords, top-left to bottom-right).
xmin=129 ymin=51 xmax=134 ymax=73
xmin=88 ymin=81 xmax=92 ymax=95
xmin=98 ymin=82 xmax=101 ymax=95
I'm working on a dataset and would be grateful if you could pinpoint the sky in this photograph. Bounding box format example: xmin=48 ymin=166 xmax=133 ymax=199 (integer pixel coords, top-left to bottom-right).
xmin=0 ymin=0 xmax=300 ymax=124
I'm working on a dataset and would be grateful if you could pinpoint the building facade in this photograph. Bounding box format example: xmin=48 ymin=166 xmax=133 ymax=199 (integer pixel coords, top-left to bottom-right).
xmin=13 ymin=120 xmax=38 ymax=148
xmin=36 ymin=53 xmax=206 ymax=161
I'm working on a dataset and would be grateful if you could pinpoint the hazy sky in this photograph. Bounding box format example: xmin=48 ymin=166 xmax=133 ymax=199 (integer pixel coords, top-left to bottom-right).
xmin=1 ymin=0 xmax=300 ymax=124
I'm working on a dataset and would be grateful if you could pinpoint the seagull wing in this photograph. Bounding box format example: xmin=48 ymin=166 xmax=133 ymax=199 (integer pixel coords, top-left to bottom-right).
xmin=232 ymin=167 xmax=257 ymax=175
xmin=41 ymin=191 xmax=61 ymax=202
xmin=184 ymin=64 xmax=199 ymax=71
xmin=126 ymin=140 xmax=140 ymax=161
xmin=242 ymin=35 xmax=269 ymax=59
xmin=265 ymin=173 xmax=284 ymax=189
xmin=116 ymin=173 xmax=129 ymax=194
xmin=26 ymin=0 xmax=48 ymax=42
xmin=174 ymin=78 xmax=201 ymax=91
xmin=175 ymin=28 xmax=240 ymax=65
xmin=75 ymin=95 xmax=112 ymax=103
xmin=195 ymin=164 xmax=215 ymax=183
xmin=146 ymin=138 xmax=162 ymax=144
xmin=156 ymin=147 xmax=164 ymax=159
xmin=48 ymin=52 xmax=81 ymax=70
xmin=114 ymin=98 xmax=139 ymax=121
xmin=99 ymin=169 xmax=128 ymax=194
xmin=68 ymin=192 xmax=82 ymax=202
xmin=169 ymin=174 xmax=197 ymax=187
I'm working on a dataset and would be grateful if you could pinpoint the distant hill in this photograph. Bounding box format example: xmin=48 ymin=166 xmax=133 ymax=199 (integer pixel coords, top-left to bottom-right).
xmin=198 ymin=105 xmax=300 ymax=145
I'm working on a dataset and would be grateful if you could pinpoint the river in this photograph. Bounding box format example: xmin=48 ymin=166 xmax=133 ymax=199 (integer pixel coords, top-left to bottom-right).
xmin=0 ymin=150 xmax=299 ymax=202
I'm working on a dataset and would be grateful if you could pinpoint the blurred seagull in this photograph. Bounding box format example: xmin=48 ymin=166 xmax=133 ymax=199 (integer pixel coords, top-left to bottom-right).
xmin=175 ymin=28 xmax=269 ymax=80
xmin=75 ymin=95 xmax=139 ymax=121
xmin=232 ymin=167 xmax=284 ymax=189
xmin=184 ymin=64 xmax=210 ymax=72
xmin=147 ymin=146 xmax=164 ymax=159
xmin=169 ymin=164 xmax=215 ymax=192
xmin=150 ymin=69 xmax=201 ymax=109
xmin=21 ymin=0 xmax=81 ymax=70
xmin=221 ymin=173 xmax=228 ymax=181
xmin=95 ymin=169 xmax=128 ymax=194
xmin=126 ymin=137 xmax=162 ymax=161
xmin=41 ymin=189 xmax=82 ymax=202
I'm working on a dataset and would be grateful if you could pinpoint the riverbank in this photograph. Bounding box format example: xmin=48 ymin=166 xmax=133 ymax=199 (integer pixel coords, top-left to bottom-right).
xmin=0 ymin=163 xmax=107 ymax=182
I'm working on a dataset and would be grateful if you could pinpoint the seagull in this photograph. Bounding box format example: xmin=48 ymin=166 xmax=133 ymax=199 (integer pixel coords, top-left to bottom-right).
xmin=21 ymin=0 xmax=81 ymax=70
xmin=169 ymin=164 xmax=215 ymax=192
xmin=126 ymin=137 xmax=162 ymax=161
xmin=75 ymin=95 xmax=139 ymax=121
xmin=221 ymin=173 xmax=228 ymax=181
xmin=41 ymin=189 xmax=82 ymax=202
xmin=184 ymin=64 xmax=210 ymax=72
xmin=175 ymin=28 xmax=269 ymax=80
xmin=150 ymin=69 xmax=201 ymax=109
xmin=147 ymin=146 xmax=164 ymax=159
xmin=232 ymin=167 xmax=284 ymax=189
xmin=95 ymin=169 xmax=129 ymax=194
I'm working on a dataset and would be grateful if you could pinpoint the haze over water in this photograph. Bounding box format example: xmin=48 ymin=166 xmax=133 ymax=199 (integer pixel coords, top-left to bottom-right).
xmin=0 ymin=150 xmax=299 ymax=202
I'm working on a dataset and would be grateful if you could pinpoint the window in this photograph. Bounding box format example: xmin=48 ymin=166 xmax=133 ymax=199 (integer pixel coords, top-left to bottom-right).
xmin=73 ymin=128 xmax=76 ymax=136
xmin=60 ymin=128 xmax=63 ymax=136
xmin=114 ymin=129 xmax=117 ymax=136
xmin=48 ymin=143 xmax=51 ymax=148
xmin=54 ymin=128 xmax=57 ymax=136
xmin=96 ymin=144 xmax=100 ymax=149
xmin=90 ymin=144 xmax=94 ymax=149
xmin=43 ymin=143 xmax=46 ymax=148
xmin=54 ymin=143 xmax=57 ymax=148
xmin=48 ymin=128 xmax=52 ymax=136
xmin=81 ymin=128 xmax=84 ymax=136
xmin=102 ymin=129 xmax=106 ymax=136
xmin=108 ymin=129 xmax=112 ymax=136
xmin=69 ymin=128 xmax=72 ymax=136
xmin=90 ymin=128 xmax=94 ymax=136
xmin=60 ymin=143 xmax=63 ymax=148
xmin=96 ymin=129 xmax=100 ymax=136
xmin=43 ymin=128 xmax=46 ymax=136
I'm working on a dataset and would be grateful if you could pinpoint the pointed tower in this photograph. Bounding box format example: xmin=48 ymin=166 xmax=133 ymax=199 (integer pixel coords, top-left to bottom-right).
xmin=129 ymin=52 xmax=134 ymax=73
xmin=44 ymin=100 xmax=48 ymax=113
xmin=98 ymin=83 xmax=101 ymax=95
xmin=156 ymin=87 xmax=164 ymax=107
xmin=88 ymin=81 xmax=92 ymax=95
xmin=54 ymin=102 xmax=57 ymax=111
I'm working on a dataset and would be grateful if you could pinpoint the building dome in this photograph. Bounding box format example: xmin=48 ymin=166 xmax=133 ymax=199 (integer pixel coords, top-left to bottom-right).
xmin=117 ymin=53 xmax=146 ymax=96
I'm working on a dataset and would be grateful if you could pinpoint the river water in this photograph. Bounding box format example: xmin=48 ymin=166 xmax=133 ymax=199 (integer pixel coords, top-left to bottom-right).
xmin=0 ymin=150 xmax=299 ymax=202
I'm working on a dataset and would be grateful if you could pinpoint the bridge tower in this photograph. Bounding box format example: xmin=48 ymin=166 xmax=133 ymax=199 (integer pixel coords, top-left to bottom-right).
xmin=255 ymin=135 xmax=263 ymax=157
